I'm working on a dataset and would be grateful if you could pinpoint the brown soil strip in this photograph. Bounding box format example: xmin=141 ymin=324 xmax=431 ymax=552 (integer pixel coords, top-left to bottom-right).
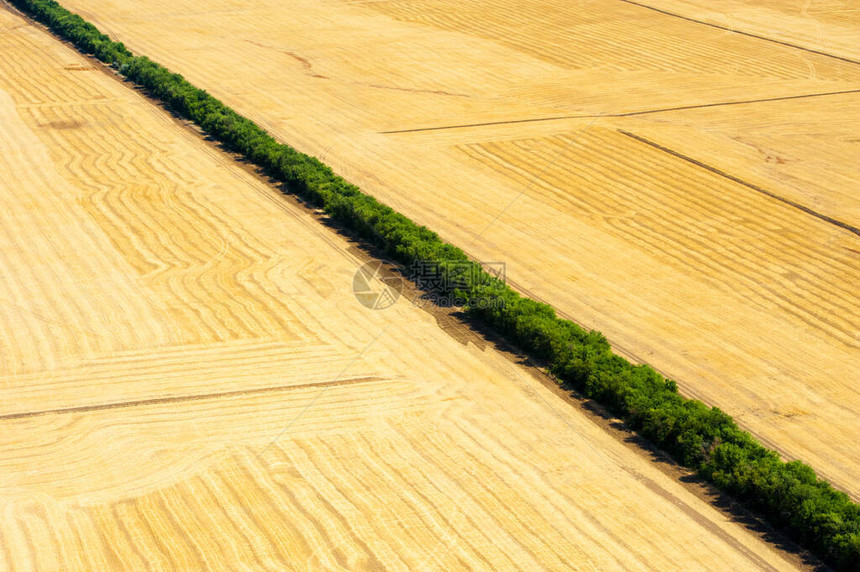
xmin=0 ymin=376 xmax=383 ymax=421
xmin=380 ymin=89 xmax=860 ymax=134
xmin=614 ymin=0 xmax=860 ymax=67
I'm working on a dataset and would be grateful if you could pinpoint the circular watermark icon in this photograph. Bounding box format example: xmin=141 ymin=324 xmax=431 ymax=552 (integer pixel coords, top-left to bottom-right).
xmin=352 ymin=260 xmax=403 ymax=310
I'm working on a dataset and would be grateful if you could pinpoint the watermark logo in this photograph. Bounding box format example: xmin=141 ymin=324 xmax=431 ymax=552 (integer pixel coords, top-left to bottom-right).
xmin=353 ymin=259 xmax=507 ymax=310
xmin=352 ymin=260 xmax=403 ymax=310
xmin=411 ymin=260 xmax=506 ymax=292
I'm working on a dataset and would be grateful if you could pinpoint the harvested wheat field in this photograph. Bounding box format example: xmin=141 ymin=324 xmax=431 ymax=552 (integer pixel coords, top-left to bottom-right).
xmin=55 ymin=0 xmax=860 ymax=498
xmin=0 ymin=6 xmax=817 ymax=570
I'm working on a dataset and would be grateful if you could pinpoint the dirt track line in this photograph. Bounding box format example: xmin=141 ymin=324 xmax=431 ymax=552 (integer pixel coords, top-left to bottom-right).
xmin=618 ymin=130 xmax=860 ymax=238
xmin=379 ymin=88 xmax=860 ymax=134
xmin=614 ymin=0 xmax=860 ymax=67
xmin=620 ymin=466 xmax=781 ymax=572
xmin=0 ymin=376 xmax=384 ymax=421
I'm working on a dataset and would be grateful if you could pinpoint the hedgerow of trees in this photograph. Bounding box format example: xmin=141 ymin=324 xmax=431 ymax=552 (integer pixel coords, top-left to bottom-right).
xmin=12 ymin=0 xmax=860 ymax=567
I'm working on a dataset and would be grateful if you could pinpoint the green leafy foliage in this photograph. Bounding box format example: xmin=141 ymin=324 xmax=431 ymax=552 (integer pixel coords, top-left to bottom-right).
xmin=12 ymin=0 xmax=859 ymax=567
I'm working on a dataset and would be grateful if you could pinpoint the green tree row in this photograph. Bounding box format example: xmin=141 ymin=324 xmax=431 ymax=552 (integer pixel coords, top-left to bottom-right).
xmin=12 ymin=0 xmax=859 ymax=567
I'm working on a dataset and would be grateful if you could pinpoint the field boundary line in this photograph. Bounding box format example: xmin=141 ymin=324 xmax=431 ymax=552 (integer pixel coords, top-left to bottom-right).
xmin=614 ymin=0 xmax=860 ymax=67
xmin=380 ymin=88 xmax=860 ymax=134
xmin=255 ymin=324 xmax=392 ymax=459
xmin=0 ymin=376 xmax=384 ymax=421
xmin=618 ymin=129 xmax=860 ymax=237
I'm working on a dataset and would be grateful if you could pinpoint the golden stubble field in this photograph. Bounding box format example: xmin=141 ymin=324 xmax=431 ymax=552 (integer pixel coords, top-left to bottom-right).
xmin=55 ymin=0 xmax=860 ymax=497
xmin=0 ymin=6 xmax=812 ymax=570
